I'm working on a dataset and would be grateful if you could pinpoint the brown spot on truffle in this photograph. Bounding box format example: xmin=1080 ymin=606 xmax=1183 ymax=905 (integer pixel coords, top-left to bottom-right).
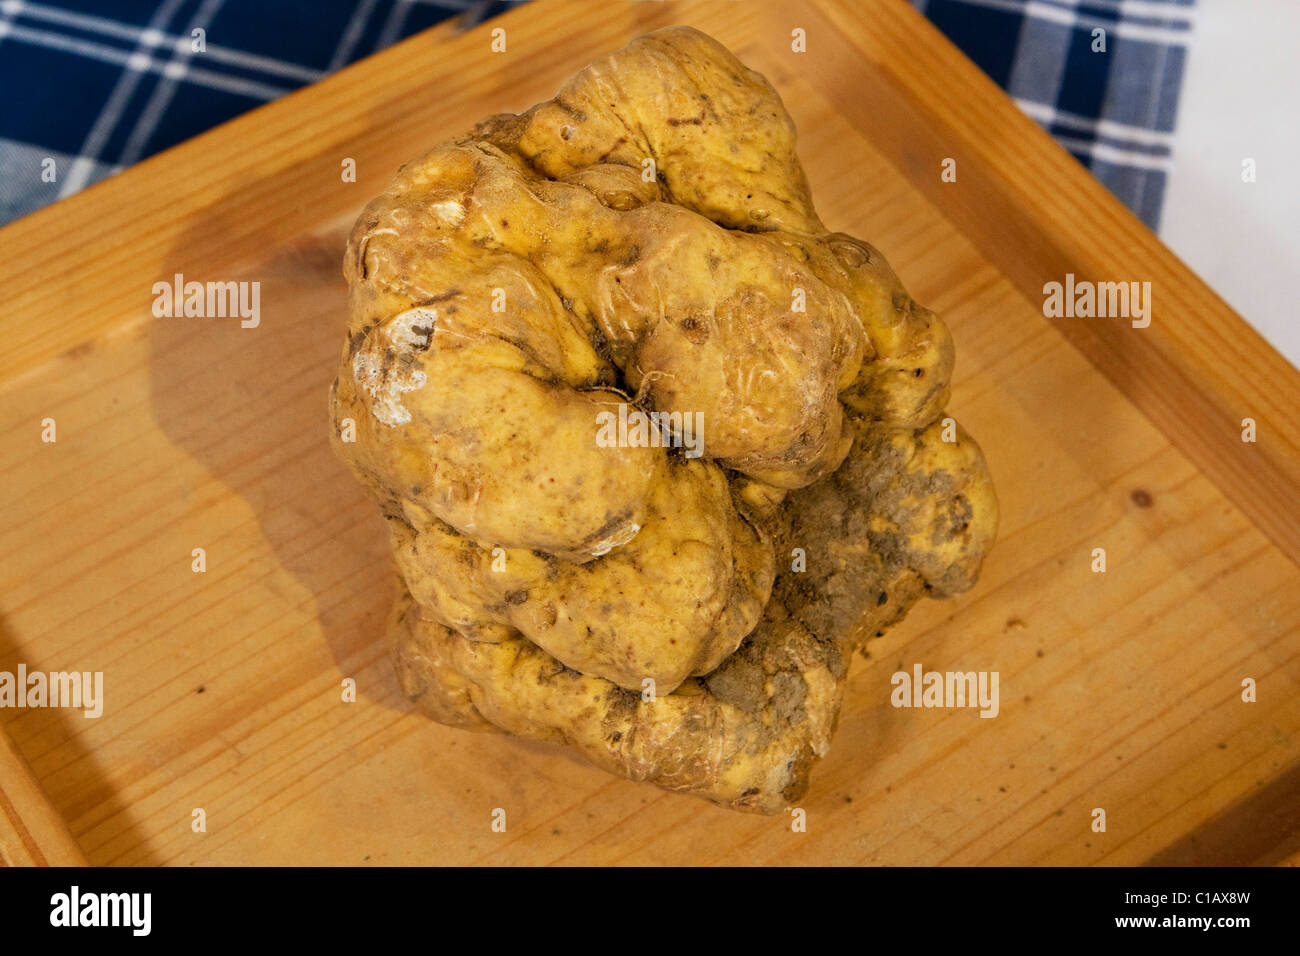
xmin=554 ymin=98 xmax=586 ymax=121
xmin=538 ymin=602 xmax=557 ymax=628
xmin=679 ymin=317 xmax=709 ymax=345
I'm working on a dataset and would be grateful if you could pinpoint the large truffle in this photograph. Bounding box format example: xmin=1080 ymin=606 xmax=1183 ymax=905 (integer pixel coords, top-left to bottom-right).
xmin=330 ymin=26 xmax=997 ymax=812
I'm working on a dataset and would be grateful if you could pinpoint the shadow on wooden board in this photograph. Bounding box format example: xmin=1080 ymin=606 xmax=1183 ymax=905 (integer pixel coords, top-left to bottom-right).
xmin=149 ymin=216 xmax=399 ymax=711
xmin=0 ymin=612 xmax=115 ymax=865
xmin=1144 ymin=760 xmax=1300 ymax=866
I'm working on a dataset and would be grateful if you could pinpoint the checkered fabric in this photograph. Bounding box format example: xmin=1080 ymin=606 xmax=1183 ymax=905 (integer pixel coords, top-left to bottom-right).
xmin=913 ymin=0 xmax=1195 ymax=228
xmin=1 ymin=0 xmax=1193 ymax=229
xmin=0 ymin=0 xmax=520 ymax=225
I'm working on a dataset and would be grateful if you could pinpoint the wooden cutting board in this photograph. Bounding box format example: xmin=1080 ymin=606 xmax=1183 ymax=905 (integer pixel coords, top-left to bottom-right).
xmin=2 ymin=0 xmax=1298 ymax=866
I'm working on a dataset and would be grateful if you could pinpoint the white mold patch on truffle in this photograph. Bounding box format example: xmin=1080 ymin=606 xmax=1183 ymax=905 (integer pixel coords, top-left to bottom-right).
xmin=352 ymin=308 xmax=437 ymax=427
xmin=428 ymin=199 xmax=466 ymax=227
xmin=590 ymin=520 xmax=642 ymax=557
xmin=390 ymin=306 xmax=438 ymax=350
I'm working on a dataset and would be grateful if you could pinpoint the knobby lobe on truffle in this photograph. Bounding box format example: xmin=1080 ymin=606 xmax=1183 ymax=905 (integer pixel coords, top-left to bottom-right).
xmin=329 ymin=25 xmax=997 ymax=812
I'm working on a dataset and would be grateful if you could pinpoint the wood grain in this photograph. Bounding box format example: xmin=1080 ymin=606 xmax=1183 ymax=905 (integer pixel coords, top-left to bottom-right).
xmin=0 ymin=727 xmax=87 ymax=866
xmin=0 ymin=0 xmax=1296 ymax=865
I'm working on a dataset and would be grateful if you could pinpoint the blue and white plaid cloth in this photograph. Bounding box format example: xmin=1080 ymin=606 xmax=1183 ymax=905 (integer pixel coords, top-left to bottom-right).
xmin=914 ymin=0 xmax=1194 ymax=228
xmin=1 ymin=0 xmax=1193 ymax=229
xmin=0 ymin=0 xmax=519 ymax=225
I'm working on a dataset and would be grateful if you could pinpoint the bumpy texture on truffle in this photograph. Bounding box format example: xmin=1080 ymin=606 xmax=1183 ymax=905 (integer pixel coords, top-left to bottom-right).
xmin=330 ymin=26 xmax=997 ymax=813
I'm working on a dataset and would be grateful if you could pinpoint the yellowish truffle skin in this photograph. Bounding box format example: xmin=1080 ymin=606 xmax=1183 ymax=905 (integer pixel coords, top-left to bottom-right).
xmin=330 ymin=25 xmax=997 ymax=812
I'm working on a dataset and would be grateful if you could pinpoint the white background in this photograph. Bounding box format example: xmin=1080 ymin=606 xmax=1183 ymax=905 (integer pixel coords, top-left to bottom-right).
xmin=1162 ymin=0 xmax=1300 ymax=369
